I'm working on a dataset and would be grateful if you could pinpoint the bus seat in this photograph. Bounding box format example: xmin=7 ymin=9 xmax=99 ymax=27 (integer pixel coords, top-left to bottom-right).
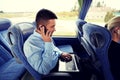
xmin=80 ymin=23 xmax=114 ymax=80
xmin=7 ymin=22 xmax=41 ymax=80
xmin=0 ymin=45 xmax=26 ymax=80
xmin=0 ymin=18 xmax=12 ymax=53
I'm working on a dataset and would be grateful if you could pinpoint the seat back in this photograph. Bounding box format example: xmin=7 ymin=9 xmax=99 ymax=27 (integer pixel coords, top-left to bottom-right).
xmin=7 ymin=22 xmax=41 ymax=80
xmin=81 ymin=23 xmax=114 ymax=80
xmin=0 ymin=18 xmax=12 ymax=53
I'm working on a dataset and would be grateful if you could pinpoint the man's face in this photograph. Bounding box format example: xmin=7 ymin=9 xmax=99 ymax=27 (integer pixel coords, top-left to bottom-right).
xmin=45 ymin=19 xmax=56 ymax=35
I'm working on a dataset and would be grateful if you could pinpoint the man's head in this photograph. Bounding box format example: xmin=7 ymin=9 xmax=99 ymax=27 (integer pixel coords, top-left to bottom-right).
xmin=107 ymin=16 xmax=120 ymax=43
xmin=35 ymin=9 xmax=57 ymax=34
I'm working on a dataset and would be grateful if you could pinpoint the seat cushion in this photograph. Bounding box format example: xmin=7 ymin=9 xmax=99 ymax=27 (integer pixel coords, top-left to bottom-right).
xmin=0 ymin=58 xmax=26 ymax=80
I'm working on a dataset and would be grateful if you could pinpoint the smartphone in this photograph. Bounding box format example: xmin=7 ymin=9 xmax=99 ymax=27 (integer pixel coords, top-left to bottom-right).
xmin=39 ymin=25 xmax=47 ymax=34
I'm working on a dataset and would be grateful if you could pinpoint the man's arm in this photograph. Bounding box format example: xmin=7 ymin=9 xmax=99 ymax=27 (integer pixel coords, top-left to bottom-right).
xmin=24 ymin=35 xmax=59 ymax=75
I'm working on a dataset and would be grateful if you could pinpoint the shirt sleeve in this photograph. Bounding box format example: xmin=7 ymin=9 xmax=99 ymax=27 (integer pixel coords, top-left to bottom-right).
xmin=52 ymin=42 xmax=63 ymax=56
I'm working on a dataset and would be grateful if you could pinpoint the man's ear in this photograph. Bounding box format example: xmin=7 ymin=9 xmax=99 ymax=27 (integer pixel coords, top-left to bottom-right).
xmin=39 ymin=25 xmax=42 ymax=27
xmin=37 ymin=25 xmax=42 ymax=29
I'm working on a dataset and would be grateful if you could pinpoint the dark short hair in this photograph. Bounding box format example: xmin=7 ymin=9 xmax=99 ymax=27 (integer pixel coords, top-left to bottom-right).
xmin=35 ymin=9 xmax=57 ymax=27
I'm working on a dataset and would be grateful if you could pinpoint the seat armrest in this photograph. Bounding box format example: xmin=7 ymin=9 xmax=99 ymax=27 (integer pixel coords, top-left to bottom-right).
xmin=57 ymin=45 xmax=73 ymax=53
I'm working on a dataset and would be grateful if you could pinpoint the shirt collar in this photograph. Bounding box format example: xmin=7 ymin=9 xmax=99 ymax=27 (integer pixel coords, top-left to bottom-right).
xmin=33 ymin=29 xmax=42 ymax=37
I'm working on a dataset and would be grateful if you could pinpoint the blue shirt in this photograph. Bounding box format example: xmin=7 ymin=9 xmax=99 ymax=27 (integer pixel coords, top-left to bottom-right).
xmin=23 ymin=30 xmax=62 ymax=75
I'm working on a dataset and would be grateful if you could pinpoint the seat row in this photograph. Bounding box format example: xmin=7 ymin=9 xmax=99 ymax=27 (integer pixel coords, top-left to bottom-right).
xmin=0 ymin=18 xmax=115 ymax=80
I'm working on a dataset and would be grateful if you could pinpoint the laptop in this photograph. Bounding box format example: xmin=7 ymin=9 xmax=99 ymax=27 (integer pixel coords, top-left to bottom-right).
xmin=59 ymin=54 xmax=79 ymax=72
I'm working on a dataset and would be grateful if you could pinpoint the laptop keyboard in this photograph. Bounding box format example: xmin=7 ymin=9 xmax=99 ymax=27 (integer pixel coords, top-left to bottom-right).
xmin=66 ymin=58 xmax=76 ymax=70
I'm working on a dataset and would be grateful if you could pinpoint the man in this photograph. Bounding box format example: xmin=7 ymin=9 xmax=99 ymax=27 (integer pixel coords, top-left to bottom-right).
xmin=23 ymin=9 xmax=72 ymax=75
xmin=107 ymin=16 xmax=120 ymax=80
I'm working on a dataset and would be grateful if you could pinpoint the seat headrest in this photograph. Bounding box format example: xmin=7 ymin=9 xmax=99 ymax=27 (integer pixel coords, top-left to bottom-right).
xmin=13 ymin=22 xmax=35 ymax=41
xmin=76 ymin=19 xmax=87 ymax=28
xmin=76 ymin=19 xmax=87 ymax=36
xmin=7 ymin=22 xmax=35 ymax=47
xmin=0 ymin=18 xmax=11 ymax=31
xmin=82 ymin=23 xmax=111 ymax=49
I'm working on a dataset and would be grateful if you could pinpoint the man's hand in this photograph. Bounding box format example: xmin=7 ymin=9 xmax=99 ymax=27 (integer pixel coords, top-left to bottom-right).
xmin=36 ymin=27 xmax=52 ymax=42
xmin=59 ymin=52 xmax=72 ymax=62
